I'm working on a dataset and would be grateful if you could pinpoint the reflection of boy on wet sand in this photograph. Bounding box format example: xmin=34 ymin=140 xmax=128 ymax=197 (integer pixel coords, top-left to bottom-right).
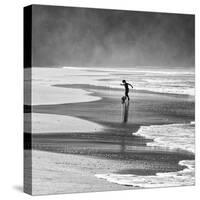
xmin=120 ymin=80 xmax=133 ymax=101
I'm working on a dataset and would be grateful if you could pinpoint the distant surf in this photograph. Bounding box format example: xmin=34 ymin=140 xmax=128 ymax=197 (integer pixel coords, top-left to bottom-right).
xmin=63 ymin=67 xmax=195 ymax=96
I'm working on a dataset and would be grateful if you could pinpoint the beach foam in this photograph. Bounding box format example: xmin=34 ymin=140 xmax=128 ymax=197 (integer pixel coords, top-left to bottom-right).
xmin=63 ymin=66 xmax=195 ymax=96
xmin=95 ymin=159 xmax=195 ymax=188
xmin=132 ymin=123 xmax=195 ymax=153
xmin=96 ymin=123 xmax=195 ymax=188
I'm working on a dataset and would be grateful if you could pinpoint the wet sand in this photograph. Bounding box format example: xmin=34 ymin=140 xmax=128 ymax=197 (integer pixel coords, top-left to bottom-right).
xmin=27 ymin=149 xmax=193 ymax=195
xmin=24 ymin=84 xmax=195 ymax=195
xmin=33 ymin=84 xmax=194 ymax=125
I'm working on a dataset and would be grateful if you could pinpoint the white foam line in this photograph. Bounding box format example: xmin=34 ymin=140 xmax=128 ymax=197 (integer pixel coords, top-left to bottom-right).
xmin=63 ymin=66 xmax=194 ymax=75
xmin=132 ymin=123 xmax=195 ymax=154
xmin=95 ymin=123 xmax=195 ymax=188
xmin=95 ymin=159 xmax=195 ymax=188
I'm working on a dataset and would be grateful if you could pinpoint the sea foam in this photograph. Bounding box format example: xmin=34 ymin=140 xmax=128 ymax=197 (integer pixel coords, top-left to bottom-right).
xmin=95 ymin=159 xmax=195 ymax=188
xmin=132 ymin=123 xmax=195 ymax=153
xmin=95 ymin=123 xmax=195 ymax=188
xmin=63 ymin=67 xmax=195 ymax=96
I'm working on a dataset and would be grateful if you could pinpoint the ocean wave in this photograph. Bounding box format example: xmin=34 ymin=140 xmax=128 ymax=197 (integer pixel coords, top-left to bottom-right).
xmin=63 ymin=66 xmax=194 ymax=75
xmin=102 ymin=80 xmax=194 ymax=96
xmin=95 ymin=159 xmax=195 ymax=188
xmin=62 ymin=67 xmax=194 ymax=96
xmin=132 ymin=123 xmax=195 ymax=153
xmin=95 ymin=123 xmax=195 ymax=188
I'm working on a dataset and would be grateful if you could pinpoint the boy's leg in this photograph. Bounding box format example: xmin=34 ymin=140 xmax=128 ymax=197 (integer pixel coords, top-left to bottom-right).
xmin=127 ymin=94 xmax=130 ymax=100
xmin=125 ymin=91 xmax=130 ymax=100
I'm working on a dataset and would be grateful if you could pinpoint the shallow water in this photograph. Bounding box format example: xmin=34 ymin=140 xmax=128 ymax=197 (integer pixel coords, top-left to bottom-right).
xmin=96 ymin=122 xmax=195 ymax=188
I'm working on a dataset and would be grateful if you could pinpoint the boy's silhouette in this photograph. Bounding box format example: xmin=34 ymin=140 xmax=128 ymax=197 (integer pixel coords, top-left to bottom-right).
xmin=120 ymin=80 xmax=133 ymax=101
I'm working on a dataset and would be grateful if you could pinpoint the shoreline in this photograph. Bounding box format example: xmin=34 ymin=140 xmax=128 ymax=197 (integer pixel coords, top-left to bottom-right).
xmin=29 ymin=148 xmax=193 ymax=195
xmin=26 ymin=67 xmax=195 ymax=194
xmin=53 ymin=83 xmax=195 ymax=99
xmin=32 ymin=83 xmax=194 ymax=126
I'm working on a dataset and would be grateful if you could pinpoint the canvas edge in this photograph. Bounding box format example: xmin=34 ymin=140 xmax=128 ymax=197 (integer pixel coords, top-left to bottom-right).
xmin=23 ymin=5 xmax=32 ymax=195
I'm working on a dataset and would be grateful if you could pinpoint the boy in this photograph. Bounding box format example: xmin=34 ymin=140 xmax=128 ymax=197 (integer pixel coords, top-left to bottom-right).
xmin=120 ymin=80 xmax=133 ymax=101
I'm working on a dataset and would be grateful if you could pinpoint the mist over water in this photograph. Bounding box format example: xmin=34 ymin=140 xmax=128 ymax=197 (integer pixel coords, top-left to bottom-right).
xmin=32 ymin=5 xmax=194 ymax=68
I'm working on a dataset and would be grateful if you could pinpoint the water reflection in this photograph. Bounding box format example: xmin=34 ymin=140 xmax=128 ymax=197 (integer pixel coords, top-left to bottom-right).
xmin=122 ymin=100 xmax=130 ymax=123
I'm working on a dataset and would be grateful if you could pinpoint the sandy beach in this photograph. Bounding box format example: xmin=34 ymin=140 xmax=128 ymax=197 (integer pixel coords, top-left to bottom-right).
xmin=25 ymin=148 xmax=192 ymax=195
xmin=24 ymin=67 xmax=195 ymax=195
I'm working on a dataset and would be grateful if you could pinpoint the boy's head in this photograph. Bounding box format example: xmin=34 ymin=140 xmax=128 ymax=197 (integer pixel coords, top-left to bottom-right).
xmin=122 ymin=80 xmax=126 ymax=83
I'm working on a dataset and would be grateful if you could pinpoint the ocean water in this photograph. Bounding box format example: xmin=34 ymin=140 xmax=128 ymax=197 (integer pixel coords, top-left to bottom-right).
xmin=96 ymin=122 xmax=195 ymax=188
xmin=64 ymin=67 xmax=195 ymax=96
xmin=133 ymin=123 xmax=195 ymax=153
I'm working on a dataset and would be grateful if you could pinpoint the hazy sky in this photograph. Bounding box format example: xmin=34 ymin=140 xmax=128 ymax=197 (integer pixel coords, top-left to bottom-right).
xmin=32 ymin=5 xmax=194 ymax=68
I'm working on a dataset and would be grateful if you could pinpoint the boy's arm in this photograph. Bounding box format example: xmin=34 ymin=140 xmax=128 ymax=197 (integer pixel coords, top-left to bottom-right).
xmin=128 ymin=83 xmax=133 ymax=88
